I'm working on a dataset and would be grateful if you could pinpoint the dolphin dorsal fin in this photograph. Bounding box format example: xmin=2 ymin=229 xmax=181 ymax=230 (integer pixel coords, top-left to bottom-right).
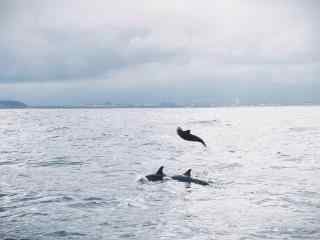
xmin=185 ymin=130 xmax=191 ymax=134
xmin=183 ymin=169 xmax=191 ymax=177
xmin=156 ymin=166 xmax=164 ymax=175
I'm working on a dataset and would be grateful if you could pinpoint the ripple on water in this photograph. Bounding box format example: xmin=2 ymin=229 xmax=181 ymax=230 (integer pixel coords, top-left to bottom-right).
xmin=31 ymin=157 xmax=83 ymax=167
xmin=0 ymin=161 xmax=19 ymax=166
xmin=0 ymin=193 xmax=8 ymax=198
xmin=252 ymin=226 xmax=320 ymax=239
xmin=215 ymin=162 xmax=243 ymax=170
xmin=39 ymin=195 xmax=74 ymax=204
xmin=45 ymin=231 xmax=86 ymax=237
xmin=16 ymin=212 xmax=49 ymax=218
xmin=4 ymin=238 xmax=31 ymax=240
xmin=68 ymin=196 xmax=119 ymax=209
xmin=0 ymin=150 xmax=20 ymax=154
xmin=46 ymin=126 xmax=70 ymax=133
xmin=188 ymin=119 xmax=219 ymax=125
xmin=119 ymin=233 xmax=136 ymax=238
xmin=289 ymin=126 xmax=320 ymax=132
xmin=283 ymin=157 xmax=302 ymax=163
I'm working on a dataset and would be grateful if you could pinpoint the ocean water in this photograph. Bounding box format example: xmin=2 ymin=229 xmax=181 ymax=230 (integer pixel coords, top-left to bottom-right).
xmin=1 ymin=107 xmax=320 ymax=240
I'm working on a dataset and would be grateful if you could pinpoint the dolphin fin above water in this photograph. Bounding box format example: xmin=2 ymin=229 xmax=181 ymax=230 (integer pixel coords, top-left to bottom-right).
xmin=177 ymin=127 xmax=207 ymax=147
xmin=145 ymin=166 xmax=166 ymax=181
xmin=183 ymin=169 xmax=191 ymax=177
xmin=171 ymin=169 xmax=209 ymax=186
xmin=156 ymin=166 xmax=164 ymax=175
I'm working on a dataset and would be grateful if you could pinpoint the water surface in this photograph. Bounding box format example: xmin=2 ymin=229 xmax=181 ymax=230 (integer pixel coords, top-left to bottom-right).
xmin=1 ymin=107 xmax=320 ymax=239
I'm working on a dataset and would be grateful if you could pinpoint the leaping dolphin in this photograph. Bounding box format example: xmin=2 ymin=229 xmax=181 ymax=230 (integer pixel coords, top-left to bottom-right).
xmin=171 ymin=169 xmax=209 ymax=186
xmin=145 ymin=166 xmax=166 ymax=181
xmin=177 ymin=127 xmax=207 ymax=147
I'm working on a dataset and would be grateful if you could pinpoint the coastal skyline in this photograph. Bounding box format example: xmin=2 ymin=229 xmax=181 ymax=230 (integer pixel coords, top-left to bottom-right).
xmin=1 ymin=0 xmax=319 ymax=105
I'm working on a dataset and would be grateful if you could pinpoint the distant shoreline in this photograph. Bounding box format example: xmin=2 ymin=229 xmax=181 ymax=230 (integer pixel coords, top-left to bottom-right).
xmin=1 ymin=104 xmax=319 ymax=109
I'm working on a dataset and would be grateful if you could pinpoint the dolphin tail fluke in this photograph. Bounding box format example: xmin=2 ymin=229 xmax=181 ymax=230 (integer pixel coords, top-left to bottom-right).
xmin=200 ymin=139 xmax=207 ymax=147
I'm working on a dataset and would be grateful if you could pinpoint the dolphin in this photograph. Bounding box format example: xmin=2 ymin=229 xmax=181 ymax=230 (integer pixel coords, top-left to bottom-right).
xmin=177 ymin=127 xmax=207 ymax=147
xmin=171 ymin=169 xmax=209 ymax=186
xmin=145 ymin=166 xmax=166 ymax=181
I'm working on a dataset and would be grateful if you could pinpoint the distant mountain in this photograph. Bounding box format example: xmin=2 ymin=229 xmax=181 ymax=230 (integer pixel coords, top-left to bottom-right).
xmin=0 ymin=100 xmax=28 ymax=108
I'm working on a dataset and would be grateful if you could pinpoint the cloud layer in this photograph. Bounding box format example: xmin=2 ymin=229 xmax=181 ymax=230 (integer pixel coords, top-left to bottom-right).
xmin=1 ymin=0 xmax=319 ymax=105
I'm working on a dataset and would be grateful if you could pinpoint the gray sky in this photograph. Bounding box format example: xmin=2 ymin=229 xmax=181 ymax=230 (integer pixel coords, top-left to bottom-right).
xmin=1 ymin=0 xmax=319 ymax=105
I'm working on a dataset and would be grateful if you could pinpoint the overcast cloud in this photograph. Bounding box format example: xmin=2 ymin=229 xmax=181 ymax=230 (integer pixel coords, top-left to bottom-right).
xmin=0 ymin=0 xmax=319 ymax=105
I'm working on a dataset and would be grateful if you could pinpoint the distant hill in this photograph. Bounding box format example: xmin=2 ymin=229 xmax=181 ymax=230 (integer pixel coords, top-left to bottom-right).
xmin=0 ymin=100 xmax=28 ymax=108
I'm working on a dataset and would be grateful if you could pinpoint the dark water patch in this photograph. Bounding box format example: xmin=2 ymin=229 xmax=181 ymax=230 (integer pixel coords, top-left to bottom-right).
xmin=67 ymin=196 xmax=120 ymax=209
xmin=277 ymin=151 xmax=290 ymax=157
xmin=68 ymin=202 xmax=103 ymax=208
xmin=0 ymin=205 xmax=25 ymax=217
xmin=0 ymin=206 xmax=15 ymax=213
xmin=73 ymin=137 xmax=91 ymax=142
xmin=19 ymin=196 xmax=43 ymax=202
xmin=91 ymin=154 xmax=106 ymax=159
xmin=101 ymin=132 xmax=112 ymax=137
xmin=47 ymin=135 xmax=60 ymax=140
xmin=45 ymin=230 xmax=86 ymax=237
xmin=119 ymin=233 xmax=136 ymax=238
xmin=46 ymin=126 xmax=70 ymax=133
xmin=140 ymin=141 xmax=158 ymax=146
xmin=99 ymin=221 xmax=111 ymax=226
xmin=83 ymin=197 xmax=104 ymax=201
xmin=53 ymin=156 xmax=68 ymax=160
xmin=4 ymin=238 xmax=26 ymax=240
xmin=142 ymin=220 xmax=157 ymax=227
xmin=0 ymin=150 xmax=19 ymax=154
xmin=71 ymin=144 xmax=88 ymax=148
xmin=0 ymin=193 xmax=9 ymax=198
xmin=17 ymin=173 xmax=30 ymax=178
xmin=0 ymin=161 xmax=18 ymax=166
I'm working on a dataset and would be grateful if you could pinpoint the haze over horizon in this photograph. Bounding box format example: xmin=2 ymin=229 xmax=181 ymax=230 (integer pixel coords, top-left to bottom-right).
xmin=1 ymin=0 xmax=319 ymax=106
